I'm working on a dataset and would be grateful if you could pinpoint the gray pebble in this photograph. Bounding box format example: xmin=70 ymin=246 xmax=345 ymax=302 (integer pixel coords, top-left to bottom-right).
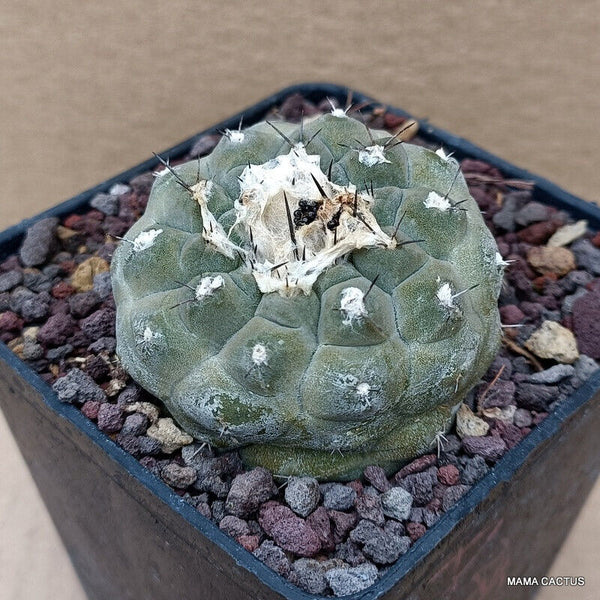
xmin=19 ymin=217 xmax=59 ymax=267
xmin=121 ymin=413 xmax=149 ymax=436
xmin=397 ymin=467 xmax=438 ymax=506
xmin=442 ymin=484 xmax=471 ymax=512
xmin=514 ymin=201 xmax=550 ymax=226
xmin=285 ymin=476 xmax=321 ymax=517
xmin=459 ymin=455 xmax=489 ymax=485
xmin=562 ymin=288 xmax=588 ymax=314
xmin=22 ymin=339 xmax=44 ymax=360
xmin=253 ymin=540 xmax=291 ymax=578
xmin=93 ymin=271 xmax=113 ymax=300
xmin=383 ymin=520 xmax=406 ymax=538
xmin=42 ymin=263 xmax=61 ymax=279
xmin=160 ymin=463 xmax=197 ymax=488
xmin=0 ymin=270 xmax=22 ymax=293
xmin=22 ymin=270 xmax=53 ymax=293
xmin=322 ymin=484 xmax=357 ymax=511
xmin=423 ymin=508 xmax=440 ymax=527
xmin=109 ymin=183 xmax=131 ymax=196
xmin=515 ymin=382 xmax=556 ymax=411
xmin=526 ymin=364 xmax=575 ymax=384
xmin=137 ymin=435 xmax=161 ymax=456
xmin=20 ymin=295 xmax=50 ymax=321
xmin=381 ymin=486 xmax=413 ymax=520
xmin=0 ymin=292 xmax=9 ymax=312
xmin=225 ymin=467 xmax=275 ymax=517
xmin=512 ymin=356 xmax=533 ymax=375
xmin=46 ymin=344 xmax=73 ymax=362
xmin=210 ymin=500 xmax=226 ymax=523
xmin=9 ymin=287 xmax=35 ymax=314
xmin=571 ymin=239 xmax=600 ymax=275
xmin=52 ymin=368 xmax=105 ymax=404
xmin=193 ymin=461 xmax=231 ymax=499
xmin=513 ymin=408 xmax=533 ymax=428
xmin=88 ymin=336 xmax=116 ymax=354
xmin=492 ymin=194 xmax=519 ymax=231
xmin=325 ymin=563 xmax=378 ymax=596
xmin=291 ymin=558 xmax=328 ymax=595
xmin=219 ymin=514 xmax=250 ymax=538
xmin=363 ymin=532 xmax=411 ymax=565
xmin=573 ymin=355 xmax=600 ymax=386
xmin=349 ymin=519 xmax=381 ymax=545
xmin=560 ymin=270 xmax=594 ymax=294
xmin=90 ymin=192 xmax=119 ymax=216
xmin=334 ymin=540 xmax=365 ymax=567
xmin=181 ymin=443 xmax=214 ymax=467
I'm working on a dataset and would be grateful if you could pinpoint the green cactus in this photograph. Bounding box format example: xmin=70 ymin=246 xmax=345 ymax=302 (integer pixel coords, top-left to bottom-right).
xmin=111 ymin=110 xmax=504 ymax=480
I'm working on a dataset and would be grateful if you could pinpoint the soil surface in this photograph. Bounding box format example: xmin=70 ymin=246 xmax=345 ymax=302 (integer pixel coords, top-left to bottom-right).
xmin=1 ymin=93 xmax=599 ymax=597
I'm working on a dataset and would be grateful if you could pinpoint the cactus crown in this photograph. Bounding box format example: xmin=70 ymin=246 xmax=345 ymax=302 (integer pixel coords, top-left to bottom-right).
xmin=111 ymin=109 xmax=503 ymax=480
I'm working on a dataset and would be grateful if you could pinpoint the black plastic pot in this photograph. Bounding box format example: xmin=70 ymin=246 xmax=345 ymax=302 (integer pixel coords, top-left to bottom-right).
xmin=1 ymin=83 xmax=599 ymax=600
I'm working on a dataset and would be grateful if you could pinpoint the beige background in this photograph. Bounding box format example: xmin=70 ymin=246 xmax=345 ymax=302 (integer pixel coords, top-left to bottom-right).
xmin=1 ymin=1 xmax=599 ymax=598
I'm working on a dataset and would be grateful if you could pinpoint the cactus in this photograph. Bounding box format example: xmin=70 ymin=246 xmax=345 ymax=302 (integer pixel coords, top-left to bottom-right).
xmin=111 ymin=109 xmax=504 ymax=480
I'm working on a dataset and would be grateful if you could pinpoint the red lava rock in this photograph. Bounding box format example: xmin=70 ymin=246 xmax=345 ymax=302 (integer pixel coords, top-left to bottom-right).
xmin=306 ymin=506 xmax=335 ymax=552
xmin=355 ymin=492 xmax=385 ymax=527
xmin=81 ymin=400 xmax=101 ymax=420
xmin=58 ymin=260 xmax=77 ymax=275
xmin=328 ymin=509 xmax=358 ymax=543
xmin=258 ymin=502 xmax=295 ymax=535
xmin=363 ymin=465 xmax=391 ymax=492
xmin=346 ymin=479 xmax=364 ymax=496
xmin=270 ymin=514 xmax=322 ymax=557
xmin=427 ymin=498 xmax=443 ymax=513
xmin=237 ymin=534 xmax=260 ymax=552
xmin=406 ymin=522 xmax=426 ymax=542
xmin=219 ymin=515 xmax=250 ymax=538
xmin=572 ymin=291 xmax=600 ymax=358
xmin=36 ymin=313 xmax=76 ymax=345
xmin=0 ymin=311 xmax=24 ymax=332
xmin=84 ymin=354 xmax=111 ymax=381
xmin=104 ymin=215 xmax=130 ymax=238
xmin=97 ymin=403 xmax=125 ymax=433
xmin=383 ymin=112 xmax=406 ymax=130
xmin=393 ymin=454 xmax=437 ymax=482
xmin=80 ymin=308 xmax=116 ymax=340
xmin=437 ymin=465 xmax=460 ymax=486
xmin=461 ymin=158 xmax=503 ymax=178
xmin=226 ymin=468 xmax=276 ymax=518
xmin=462 ymin=435 xmax=507 ymax=462
xmin=478 ymin=379 xmax=516 ymax=409
xmin=591 ymin=232 xmax=600 ymax=248
xmin=63 ymin=215 xmax=82 ymax=229
xmin=491 ymin=420 xmax=524 ymax=449
xmin=499 ymin=305 xmax=525 ymax=325
xmin=532 ymin=412 xmax=548 ymax=425
xmin=51 ymin=281 xmax=76 ymax=299
xmin=517 ymin=221 xmax=559 ymax=245
xmin=520 ymin=301 xmax=543 ymax=320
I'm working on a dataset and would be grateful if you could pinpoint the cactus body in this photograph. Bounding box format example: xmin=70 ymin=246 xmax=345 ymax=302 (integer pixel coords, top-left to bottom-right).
xmin=111 ymin=113 xmax=503 ymax=479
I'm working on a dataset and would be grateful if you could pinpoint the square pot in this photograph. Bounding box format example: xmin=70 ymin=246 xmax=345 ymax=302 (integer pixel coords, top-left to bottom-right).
xmin=1 ymin=83 xmax=599 ymax=600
